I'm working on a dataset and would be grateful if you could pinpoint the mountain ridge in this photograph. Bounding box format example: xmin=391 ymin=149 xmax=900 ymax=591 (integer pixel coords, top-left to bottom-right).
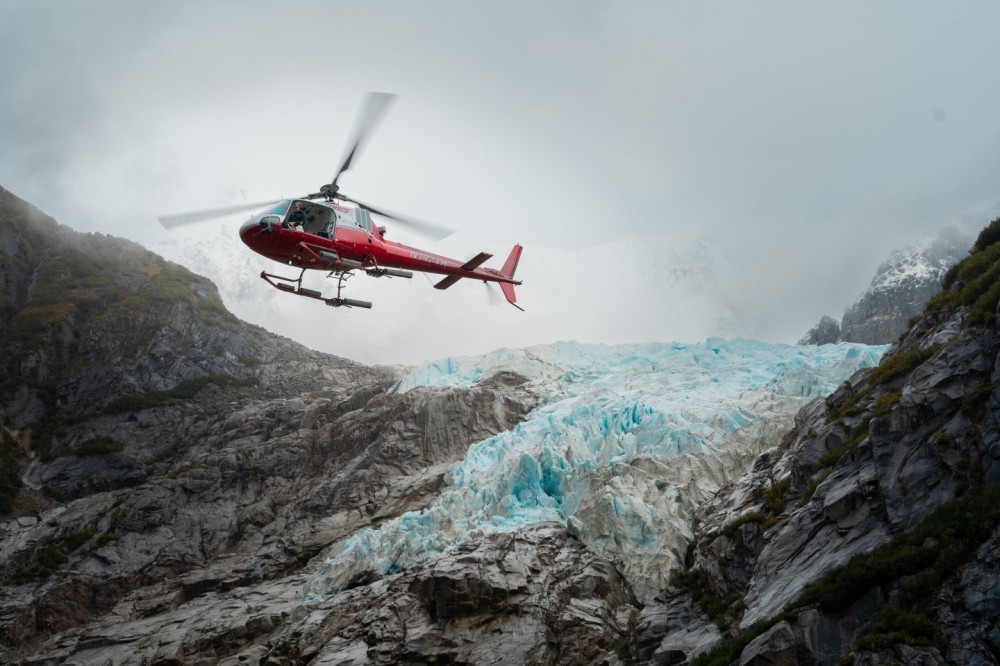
xmin=3 ymin=185 xmax=1000 ymax=664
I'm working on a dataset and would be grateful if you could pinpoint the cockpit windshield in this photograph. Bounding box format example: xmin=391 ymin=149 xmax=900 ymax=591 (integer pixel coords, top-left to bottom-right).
xmin=267 ymin=200 xmax=291 ymax=216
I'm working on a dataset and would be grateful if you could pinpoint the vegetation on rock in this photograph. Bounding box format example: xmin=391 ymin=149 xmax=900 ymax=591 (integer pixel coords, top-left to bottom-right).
xmin=0 ymin=428 xmax=22 ymax=512
xmin=796 ymin=486 xmax=1000 ymax=612
xmin=104 ymin=374 xmax=260 ymax=414
xmin=932 ymin=215 xmax=1000 ymax=326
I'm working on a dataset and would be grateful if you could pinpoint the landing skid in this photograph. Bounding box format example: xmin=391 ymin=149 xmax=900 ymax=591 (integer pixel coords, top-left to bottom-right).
xmin=260 ymin=269 xmax=373 ymax=309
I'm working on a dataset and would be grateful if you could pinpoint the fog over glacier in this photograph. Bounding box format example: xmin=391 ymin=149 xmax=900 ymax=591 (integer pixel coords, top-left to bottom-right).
xmin=154 ymin=224 xmax=788 ymax=364
xmin=2 ymin=2 xmax=1000 ymax=364
xmin=305 ymin=339 xmax=886 ymax=601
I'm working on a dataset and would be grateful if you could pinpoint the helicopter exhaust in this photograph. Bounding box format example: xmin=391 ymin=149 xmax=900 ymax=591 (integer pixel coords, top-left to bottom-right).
xmin=326 ymin=297 xmax=373 ymax=309
xmin=366 ymin=267 xmax=414 ymax=279
xmin=319 ymin=250 xmax=364 ymax=269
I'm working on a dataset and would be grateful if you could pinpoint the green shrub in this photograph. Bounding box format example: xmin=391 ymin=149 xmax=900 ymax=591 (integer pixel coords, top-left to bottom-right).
xmin=967 ymin=279 xmax=1000 ymax=327
xmin=105 ymin=374 xmax=259 ymax=413
xmin=669 ymin=569 xmax=742 ymax=630
xmin=701 ymin=488 xmax=1000 ymax=666
xmin=799 ymin=471 xmax=830 ymax=507
xmin=0 ymin=429 xmax=23 ymax=513
xmin=816 ymin=446 xmax=848 ymax=470
xmin=9 ymin=529 xmax=94 ymax=583
xmin=722 ymin=511 xmax=768 ymax=538
xmin=42 ymin=485 xmax=71 ymax=503
xmin=961 ymin=381 xmax=993 ymax=419
xmin=872 ymin=390 xmax=902 ymax=417
xmin=926 ymin=225 xmax=1000 ymax=327
xmin=867 ymin=347 xmax=937 ymax=388
xmin=958 ymin=252 xmax=1000 ymax=305
xmin=831 ymin=394 xmax=864 ymax=419
xmin=941 ymin=262 xmax=960 ymax=290
xmin=959 ymin=236 xmax=1000 ymax=279
xmin=690 ymin=612 xmax=794 ymax=666
xmin=925 ymin=288 xmax=957 ymax=313
xmin=796 ymin=486 xmax=1000 ymax=613
xmin=40 ymin=436 xmax=124 ymax=462
xmin=971 ymin=216 xmax=1000 ymax=254
xmin=853 ymin=604 xmax=944 ymax=651
xmin=762 ymin=478 xmax=792 ymax=513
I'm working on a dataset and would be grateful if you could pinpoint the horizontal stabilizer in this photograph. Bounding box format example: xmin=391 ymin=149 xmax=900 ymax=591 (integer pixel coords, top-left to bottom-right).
xmin=461 ymin=252 xmax=493 ymax=271
xmin=434 ymin=275 xmax=462 ymax=290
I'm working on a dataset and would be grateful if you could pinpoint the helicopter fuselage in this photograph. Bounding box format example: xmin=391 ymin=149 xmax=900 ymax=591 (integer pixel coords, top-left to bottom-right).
xmin=238 ymin=199 xmax=521 ymax=287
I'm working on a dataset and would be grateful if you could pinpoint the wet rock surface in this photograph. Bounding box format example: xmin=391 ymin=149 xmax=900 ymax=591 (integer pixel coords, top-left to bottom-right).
xmin=4 ymin=525 xmax=635 ymax=665
xmin=642 ymin=283 xmax=1000 ymax=662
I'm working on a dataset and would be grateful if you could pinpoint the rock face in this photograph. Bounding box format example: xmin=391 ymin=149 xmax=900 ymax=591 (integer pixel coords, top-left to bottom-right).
xmin=5 ymin=184 xmax=1000 ymax=666
xmin=637 ymin=218 xmax=1000 ymax=664
xmin=4 ymin=524 xmax=635 ymax=665
xmin=0 ymin=188 xmax=542 ymax=662
xmin=802 ymin=226 xmax=970 ymax=346
xmin=283 ymin=524 xmax=635 ymax=666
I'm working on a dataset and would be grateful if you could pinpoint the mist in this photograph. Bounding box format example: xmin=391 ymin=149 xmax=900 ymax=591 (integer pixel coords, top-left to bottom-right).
xmin=2 ymin=1 xmax=999 ymax=364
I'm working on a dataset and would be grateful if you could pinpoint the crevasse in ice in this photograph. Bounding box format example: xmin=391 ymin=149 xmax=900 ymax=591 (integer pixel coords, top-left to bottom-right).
xmin=304 ymin=339 xmax=886 ymax=601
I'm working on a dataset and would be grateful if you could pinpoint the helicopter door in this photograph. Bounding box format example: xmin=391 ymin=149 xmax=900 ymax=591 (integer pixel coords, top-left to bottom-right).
xmin=313 ymin=208 xmax=337 ymax=238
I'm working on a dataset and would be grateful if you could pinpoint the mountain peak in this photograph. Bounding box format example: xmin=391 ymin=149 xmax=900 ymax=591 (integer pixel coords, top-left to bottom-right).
xmin=801 ymin=225 xmax=971 ymax=346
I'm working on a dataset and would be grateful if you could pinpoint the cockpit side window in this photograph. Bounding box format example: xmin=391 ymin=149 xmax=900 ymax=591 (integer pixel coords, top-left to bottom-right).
xmin=356 ymin=208 xmax=372 ymax=233
xmin=335 ymin=209 xmax=369 ymax=233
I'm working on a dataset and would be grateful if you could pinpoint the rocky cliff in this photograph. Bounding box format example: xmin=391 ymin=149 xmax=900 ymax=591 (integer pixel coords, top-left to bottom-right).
xmin=801 ymin=227 xmax=970 ymax=346
xmin=639 ymin=217 xmax=1000 ymax=664
xmin=0 ymin=188 xmax=544 ymax=662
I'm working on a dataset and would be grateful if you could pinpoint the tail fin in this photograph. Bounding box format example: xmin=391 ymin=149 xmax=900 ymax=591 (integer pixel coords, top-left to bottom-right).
xmin=500 ymin=244 xmax=524 ymax=310
xmin=501 ymin=244 xmax=523 ymax=279
xmin=499 ymin=282 xmax=523 ymax=311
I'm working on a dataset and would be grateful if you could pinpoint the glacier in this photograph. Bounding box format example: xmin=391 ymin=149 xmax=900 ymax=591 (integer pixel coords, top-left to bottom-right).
xmin=304 ymin=339 xmax=887 ymax=602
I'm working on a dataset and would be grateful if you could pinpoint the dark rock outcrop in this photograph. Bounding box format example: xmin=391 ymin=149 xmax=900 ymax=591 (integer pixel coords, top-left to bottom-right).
xmin=798 ymin=315 xmax=841 ymax=346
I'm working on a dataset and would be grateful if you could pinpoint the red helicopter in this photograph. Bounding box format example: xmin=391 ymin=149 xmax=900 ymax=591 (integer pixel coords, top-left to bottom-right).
xmin=158 ymin=93 xmax=523 ymax=310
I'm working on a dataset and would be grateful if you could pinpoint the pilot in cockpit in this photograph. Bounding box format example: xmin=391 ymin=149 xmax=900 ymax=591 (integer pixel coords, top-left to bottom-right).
xmin=287 ymin=203 xmax=306 ymax=231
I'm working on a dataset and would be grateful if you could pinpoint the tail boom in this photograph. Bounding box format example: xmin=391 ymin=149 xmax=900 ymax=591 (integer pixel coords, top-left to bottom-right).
xmin=432 ymin=243 xmax=524 ymax=310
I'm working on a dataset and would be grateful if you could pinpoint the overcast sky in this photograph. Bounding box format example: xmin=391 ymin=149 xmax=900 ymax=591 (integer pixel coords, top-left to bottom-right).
xmin=2 ymin=1 xmax=1000 ymax=365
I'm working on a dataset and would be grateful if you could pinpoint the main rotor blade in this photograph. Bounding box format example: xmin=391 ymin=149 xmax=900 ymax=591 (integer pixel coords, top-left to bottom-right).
xmin=339 ymin=194 xmax=455 ymax=241
xmin=331 ymin=92 xmax=398 ymax=190
xmin=157 ymin=200 xmax=281 ymax=229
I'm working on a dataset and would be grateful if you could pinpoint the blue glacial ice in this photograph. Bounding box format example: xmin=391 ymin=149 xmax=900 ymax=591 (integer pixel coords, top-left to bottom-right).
xmin=305 ymin=339 xmax=886 ymax=602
